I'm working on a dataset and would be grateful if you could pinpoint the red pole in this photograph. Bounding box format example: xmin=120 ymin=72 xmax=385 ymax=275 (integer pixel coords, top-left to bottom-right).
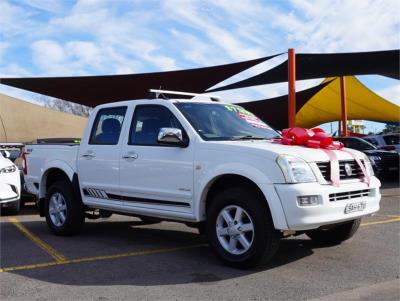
xmin=288 ymin=48 xmax=296 ymax=128
xmin=340 ymin=76 xmax=348 ymax=137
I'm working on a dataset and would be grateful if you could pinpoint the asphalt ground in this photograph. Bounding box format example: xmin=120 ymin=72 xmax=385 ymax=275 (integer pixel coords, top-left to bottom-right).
xmin=0 ymin=181 xmax=399 ymax=301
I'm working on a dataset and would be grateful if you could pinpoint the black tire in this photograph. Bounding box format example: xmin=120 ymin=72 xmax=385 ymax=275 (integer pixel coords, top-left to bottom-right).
xmin=197 ymin=222 xmax=207 ymax=236
xmin=2 ymin=200 xmax=20 ymax=215
xmin=306 ymin=219 xmax=361 ymax=244
xmin=45 ymin=181 xmax=85 ymax=236
xmin=206 ymin=186 xmax=280 ymax=269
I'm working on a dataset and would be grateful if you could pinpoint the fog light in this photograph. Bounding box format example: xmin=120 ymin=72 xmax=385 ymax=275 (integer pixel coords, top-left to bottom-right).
xmin=297 ymin=195 xmax=320 ymax=206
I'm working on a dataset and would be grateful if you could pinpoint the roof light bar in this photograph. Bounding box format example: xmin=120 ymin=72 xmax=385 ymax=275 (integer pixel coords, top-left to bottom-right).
xmin=149 ymin=89 xmax=221 ymax=102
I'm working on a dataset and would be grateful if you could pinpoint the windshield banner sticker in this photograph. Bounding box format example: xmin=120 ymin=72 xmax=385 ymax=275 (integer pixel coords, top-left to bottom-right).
xmin=224 ymin=105 xmax=271 ymax=129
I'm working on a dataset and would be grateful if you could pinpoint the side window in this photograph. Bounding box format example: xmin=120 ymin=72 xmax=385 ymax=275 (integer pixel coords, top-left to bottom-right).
xmin=129 ymin=105 xmax=183 ymax=146
xmin=89 ymin=107 xmax=127 ymax=145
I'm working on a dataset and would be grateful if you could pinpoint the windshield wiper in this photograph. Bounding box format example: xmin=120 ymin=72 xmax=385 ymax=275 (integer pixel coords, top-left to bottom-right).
xmin=231 ymin=135 xmax=267 ymax=141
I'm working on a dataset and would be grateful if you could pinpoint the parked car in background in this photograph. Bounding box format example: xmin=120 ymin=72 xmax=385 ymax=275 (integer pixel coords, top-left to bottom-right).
xmin=364 ymin=133 xmax=400 ymax=153
xmin=2 ymin=143 xmax=36 ymax=204
xmin=334 ymin=137 xmax=399 ymax=179
xmin=0 ymin=150 xmax=21 ymax=214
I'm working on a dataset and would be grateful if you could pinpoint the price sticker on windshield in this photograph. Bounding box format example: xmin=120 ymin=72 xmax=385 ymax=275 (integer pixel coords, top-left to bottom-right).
xmin=224 ymin=105 xmax=272 ymax=129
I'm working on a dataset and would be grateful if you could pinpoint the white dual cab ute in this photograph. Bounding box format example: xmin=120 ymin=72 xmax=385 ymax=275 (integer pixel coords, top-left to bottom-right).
xmin=24 ymin=90 xmax=381 ymax=268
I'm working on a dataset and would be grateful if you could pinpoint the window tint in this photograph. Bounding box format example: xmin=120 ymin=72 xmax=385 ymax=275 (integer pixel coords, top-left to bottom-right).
xmin=383 ymin=135 xmax=399 ymax=145
xmin=129 ymin=105 xmax=183 ymax=146
xmin=89 ymin=107 xmax=127 ymax=145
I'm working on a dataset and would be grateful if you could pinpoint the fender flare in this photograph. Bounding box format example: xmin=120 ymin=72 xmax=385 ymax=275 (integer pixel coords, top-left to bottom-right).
xmin=39 ymin=160 xmax=75 ymax=199
xmin=195 ymin=163 xmax=288 ymax=230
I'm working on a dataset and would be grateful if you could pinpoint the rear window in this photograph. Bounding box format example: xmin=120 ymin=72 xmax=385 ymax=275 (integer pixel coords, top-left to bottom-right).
xmin=383 ymin=135 xmax=399 ymax=145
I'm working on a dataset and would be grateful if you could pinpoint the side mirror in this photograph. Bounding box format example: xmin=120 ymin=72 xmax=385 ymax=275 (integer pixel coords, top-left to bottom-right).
xmin=157 ymin=128 xmax=187 ymax=147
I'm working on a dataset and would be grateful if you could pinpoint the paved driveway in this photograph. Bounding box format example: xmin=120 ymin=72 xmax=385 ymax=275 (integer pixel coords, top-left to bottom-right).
xmin=1 ymin=182 xmax=399 ymax=300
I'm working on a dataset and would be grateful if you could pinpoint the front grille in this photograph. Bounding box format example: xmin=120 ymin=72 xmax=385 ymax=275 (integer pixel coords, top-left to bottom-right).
xmin=329 ymin=189 xmax=371 ymax=202
xmin=316 ymin=160 xmax=365 ymax=181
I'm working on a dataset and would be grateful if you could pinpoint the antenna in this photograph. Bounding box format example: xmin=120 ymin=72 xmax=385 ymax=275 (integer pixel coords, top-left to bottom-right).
xmin=149 ymin=89 xmax=220 ymax=102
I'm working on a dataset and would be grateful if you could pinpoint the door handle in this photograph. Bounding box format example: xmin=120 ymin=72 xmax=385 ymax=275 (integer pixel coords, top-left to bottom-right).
xmin=82 ymin=152 xmax=96 ymax=159
xmin=122 ymin=152 xmax=138 ymax=160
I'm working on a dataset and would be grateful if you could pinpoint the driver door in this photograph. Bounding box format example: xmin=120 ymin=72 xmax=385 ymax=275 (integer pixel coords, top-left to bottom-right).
xmin=119 ymin=104 xmax=194 ymax=213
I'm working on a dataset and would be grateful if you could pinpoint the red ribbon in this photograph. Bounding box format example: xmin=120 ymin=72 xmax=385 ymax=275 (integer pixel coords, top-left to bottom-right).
xmin=277 ymin=127 xmax=370 ymax=186
xmin=280 ymin=127 xmax=344 ymax=150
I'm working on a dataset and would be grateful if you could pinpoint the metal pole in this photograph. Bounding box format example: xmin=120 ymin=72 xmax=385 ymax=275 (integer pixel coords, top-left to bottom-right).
xmin=340 ymin=76 xmax=348 ymax=136
xmin=288 ymin=48 xmax=296 ymax=128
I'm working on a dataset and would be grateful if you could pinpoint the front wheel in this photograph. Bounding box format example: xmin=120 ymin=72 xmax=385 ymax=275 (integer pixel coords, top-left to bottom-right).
xmin=45 ymin=181 xmax=85 ymax=236
xmin=207 ymin=187 xmax=280 ymax=269
xmin=306 ymin=219 xmax=361 ymax=244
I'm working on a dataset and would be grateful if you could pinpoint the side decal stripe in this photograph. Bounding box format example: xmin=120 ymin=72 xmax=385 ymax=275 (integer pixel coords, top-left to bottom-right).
xmin=82 ymin=189 xmax=190 ymax=207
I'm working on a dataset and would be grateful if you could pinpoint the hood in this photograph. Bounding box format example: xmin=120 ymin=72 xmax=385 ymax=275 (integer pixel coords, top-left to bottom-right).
xmin=204 ymin=140 xmax=364 ymax=162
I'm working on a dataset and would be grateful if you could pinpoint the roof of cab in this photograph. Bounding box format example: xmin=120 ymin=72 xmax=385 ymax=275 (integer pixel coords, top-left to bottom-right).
xmin=95 ymin=97 xmax=228 ymax=110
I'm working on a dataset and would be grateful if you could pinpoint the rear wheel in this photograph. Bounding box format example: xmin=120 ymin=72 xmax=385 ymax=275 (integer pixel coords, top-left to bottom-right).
xmin=207 ymin=187 xmax=280 ymax=268
xmin=306 ymin=219 xmax=361 ymax=244
xmin=45 ymin=181 xmax=85 ymax=235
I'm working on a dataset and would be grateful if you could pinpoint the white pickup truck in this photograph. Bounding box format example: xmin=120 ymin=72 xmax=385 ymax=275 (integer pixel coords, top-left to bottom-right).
xmin=24 ymin=92 xmax=381 ymax=268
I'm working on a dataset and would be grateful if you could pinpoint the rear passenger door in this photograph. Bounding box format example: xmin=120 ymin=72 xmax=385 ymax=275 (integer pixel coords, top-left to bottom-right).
xmin=78 ymin=106 xmax=127 ymax=208
xmin=119 ymin=104 xmax=194 ymax=214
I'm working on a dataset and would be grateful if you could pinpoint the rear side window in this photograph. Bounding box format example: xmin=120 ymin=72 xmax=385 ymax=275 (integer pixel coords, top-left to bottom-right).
xmin=89 ymin=107 xmax=127 ymax=145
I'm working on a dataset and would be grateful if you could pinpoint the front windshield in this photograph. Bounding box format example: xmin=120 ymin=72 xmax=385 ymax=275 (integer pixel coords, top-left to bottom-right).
xmin=175 ymin=103 xmax=279 ymax=141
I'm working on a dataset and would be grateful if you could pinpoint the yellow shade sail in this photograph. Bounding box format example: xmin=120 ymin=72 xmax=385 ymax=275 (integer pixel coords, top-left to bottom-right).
xmin=296 ymin=76 xmax=400 ymax=128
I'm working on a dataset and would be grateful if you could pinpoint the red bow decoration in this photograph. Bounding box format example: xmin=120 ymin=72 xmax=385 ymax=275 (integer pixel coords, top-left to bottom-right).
xmin=280 ymin=127 xmax=344 ymax=150
xmin=276 ymin=127 xmax=370 ymax=187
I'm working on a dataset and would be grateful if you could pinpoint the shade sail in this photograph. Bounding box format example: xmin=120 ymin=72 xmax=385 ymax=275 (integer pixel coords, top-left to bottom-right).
xmin=209 ymin=50 xmax=400 ymax=92
xmin=239 ymin=81 xmax=332 ymax=129
xmin=0 ymin=55 xmax=277 ymax=107
xmin=295 ymin=76 xmax=400 ymax=128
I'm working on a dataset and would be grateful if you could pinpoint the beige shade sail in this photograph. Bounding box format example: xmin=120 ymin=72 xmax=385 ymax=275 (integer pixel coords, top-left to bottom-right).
xmin=296 ymin=76 xmax=400 ymax=128
xmin=0 ymin=93 xmax=88 ymax=143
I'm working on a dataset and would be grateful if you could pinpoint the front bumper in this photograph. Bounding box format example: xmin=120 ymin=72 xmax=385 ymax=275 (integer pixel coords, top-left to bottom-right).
xmin=0 ymin=170 xmax=21 ymax=206
xmin=274 ymin=177 xmax=381 ymax=231
xmin=0 ymin=183 xmax=20 ymax=205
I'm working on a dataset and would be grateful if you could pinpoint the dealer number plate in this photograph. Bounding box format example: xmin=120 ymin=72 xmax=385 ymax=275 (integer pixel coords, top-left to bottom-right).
xmin=345 ymin=201 xmax=366 ymax=214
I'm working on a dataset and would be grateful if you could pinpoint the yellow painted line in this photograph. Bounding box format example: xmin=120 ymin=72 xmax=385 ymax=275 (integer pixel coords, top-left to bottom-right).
xmin=0 ymin=243 xmax=207 ymax=273
xmin=8 ymin=218 xmax=67 ymax=263
xmin=375 ymin=214 xmax=400 ymax=218
xmin=361 ymin=217 xmax=400 ymax=227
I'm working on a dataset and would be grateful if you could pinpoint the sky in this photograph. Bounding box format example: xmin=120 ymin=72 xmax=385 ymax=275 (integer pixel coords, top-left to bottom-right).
xmin=0 ymin=0 xmax=399 ymax=133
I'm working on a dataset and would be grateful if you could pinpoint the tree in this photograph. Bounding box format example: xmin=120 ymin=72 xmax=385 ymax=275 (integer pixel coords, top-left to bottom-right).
xmin=35 ymin=95 xmax=92 ymax=117
xmin=382 ymin=122 xmax=400 ymax=134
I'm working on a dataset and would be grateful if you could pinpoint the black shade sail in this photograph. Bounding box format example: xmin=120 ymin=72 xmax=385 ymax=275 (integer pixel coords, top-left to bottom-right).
xmin=239 ymin=80 xmax=332 ymax=129
xmin=0 ymin=55 xmax=279 ymax=107
xmin=209 ymin=50 xmax=400 ymax=92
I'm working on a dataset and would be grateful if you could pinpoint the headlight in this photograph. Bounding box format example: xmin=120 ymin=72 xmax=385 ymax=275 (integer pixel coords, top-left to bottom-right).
xmin=0 ymin=165 xmax=17 ymax=174
xmin=362 ymin=155 xmax=374 ymax=176
xmin=276 ymin=155 xmax=317 ymax=183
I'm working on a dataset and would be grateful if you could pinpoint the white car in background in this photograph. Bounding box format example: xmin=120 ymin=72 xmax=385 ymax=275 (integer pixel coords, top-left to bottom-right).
xmin=0 ymin=150 xmax=21 ymax=214
xmin=364 ymin=133 xmax=400 ymax=153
